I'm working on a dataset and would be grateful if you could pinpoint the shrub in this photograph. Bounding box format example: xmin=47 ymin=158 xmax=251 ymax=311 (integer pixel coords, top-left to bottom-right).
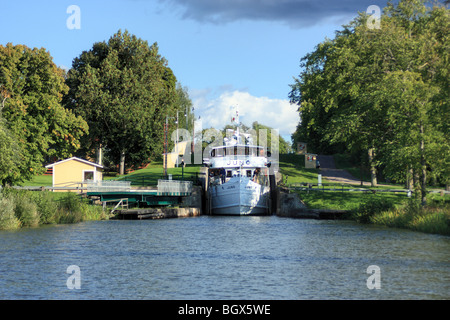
xmin=0 ymin=196 xmax=21 ymax=230
xmin=352 ymin=197 xmax=395 ymax=223
xmin=13 ymin=193 xmax=40 ymax=227
xmin=409 ymin=207 xmax=450 ymax=236
xmin=31 ymin=191 xmax=58 ymax=225
xmin=82 ymin=202 xmax=108 ymax=221
xmin=369 ymin=199 xmax=450 ymax=236
xmin=56 ymin=192 xmax=84 ymax=224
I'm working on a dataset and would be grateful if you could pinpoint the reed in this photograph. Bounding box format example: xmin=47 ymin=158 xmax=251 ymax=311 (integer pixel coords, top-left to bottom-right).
xmin=55 ymin=192 xmax=106 ymax=223
xmin=351 ymin=197 xmax=396 ymax=224
xmin=0 ymin=189 xmax=107 ymax=229
xmin=0 ymin=196 xmax=21 ymax=230
xmin=369 ymin=199 xmax=450 ymax=236
xmin=12 ymin=192 xmax=40 ymax=227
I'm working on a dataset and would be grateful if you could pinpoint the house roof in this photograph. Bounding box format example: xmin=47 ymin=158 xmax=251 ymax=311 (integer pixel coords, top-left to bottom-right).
xmin=45 ymin=157 xmax=103 ymax=169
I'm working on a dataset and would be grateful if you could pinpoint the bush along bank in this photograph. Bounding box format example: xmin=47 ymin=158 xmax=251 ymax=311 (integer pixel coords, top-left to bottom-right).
xmin=0 ymin=189 xmax=107 ymax=230
xmin=350 ymin=197 xmax=450 ymax=236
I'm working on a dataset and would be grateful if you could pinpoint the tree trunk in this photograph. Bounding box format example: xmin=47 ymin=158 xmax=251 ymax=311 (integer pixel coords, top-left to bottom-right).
xmin=420 ymin=124 xmax=426 ymax=205
xmin=119 ymin=151 xmax=126 ymax=176
xmin=368 ymin=148 xmax=377 ymax=187
xmin=405 ymin=167 xmax=413 ymax=189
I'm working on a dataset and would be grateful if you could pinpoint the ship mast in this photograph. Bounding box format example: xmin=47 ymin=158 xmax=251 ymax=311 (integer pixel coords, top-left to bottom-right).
xmin=231 ymin=106 xmax=240 ymax=144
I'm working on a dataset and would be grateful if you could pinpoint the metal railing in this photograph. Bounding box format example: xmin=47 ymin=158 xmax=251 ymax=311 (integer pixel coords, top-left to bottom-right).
xmin=104 ymin=172 xmax=200 ymax=186
xmin=86 ymin=180 xmax=131 ymax=193
xmin=287 ymin=182 xmax=450 ymax=195
xmin=157 ymin=179 xmax=192 ymax=196
xmin=105 ymin=198 xmax=129 ymax=214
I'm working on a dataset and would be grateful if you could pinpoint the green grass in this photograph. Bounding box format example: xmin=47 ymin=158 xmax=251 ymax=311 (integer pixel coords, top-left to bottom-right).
xmin=19 ymin=174 xmax=52 ymax=187
xmin=279 ymin=154 xmax=321 ymax=184
xmin=105 ymin=161 xmax=202 ymax=186
xmin=295 ymin=190 xmax=407 ymax=211
xmin=20 ymin=161 xmax=202 ymax=187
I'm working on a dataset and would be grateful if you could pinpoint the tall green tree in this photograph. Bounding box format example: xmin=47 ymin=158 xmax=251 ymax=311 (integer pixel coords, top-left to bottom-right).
xmin=0 ymin=117 xmax=23 ymax=186
xmin=175 ymin=83 xmax=194 ymax=135
xmin=0 ymin=44 xmax=88 ymax=184
xmin=289 ymin=0 xmax=449 ymax=200
xmin=65 ymin=30 xmax=178 ymax=174
xmin=371 ymin=71 xmax=442 ymax=203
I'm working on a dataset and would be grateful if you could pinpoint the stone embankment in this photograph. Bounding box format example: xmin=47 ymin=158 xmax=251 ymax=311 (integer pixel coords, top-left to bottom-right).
xmin=112 ymin=185 xmax=203 ymax=220
xmin=276 ymin=187 xmax=347 ymax=219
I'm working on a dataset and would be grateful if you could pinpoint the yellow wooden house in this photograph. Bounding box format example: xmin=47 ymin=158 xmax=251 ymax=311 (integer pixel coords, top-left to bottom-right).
xmin=45 ymin=157 xmax=103 ymax=192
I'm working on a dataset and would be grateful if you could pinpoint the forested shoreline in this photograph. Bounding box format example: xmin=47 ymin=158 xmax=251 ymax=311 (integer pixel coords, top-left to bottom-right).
xmin=289 ymin=0 xmax=449 ymax=204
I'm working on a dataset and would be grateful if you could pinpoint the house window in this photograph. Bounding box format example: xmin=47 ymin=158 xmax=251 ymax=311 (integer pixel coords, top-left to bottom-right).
xmin=83 ymin=171 xmax=94 ymax=181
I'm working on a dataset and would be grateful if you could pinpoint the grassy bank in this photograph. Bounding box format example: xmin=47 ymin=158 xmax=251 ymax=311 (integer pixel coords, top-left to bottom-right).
xmin=279 ymin=154 xmax=320 ymax=184
xmin=282 ymin=153 xmax=449 ymax=236
xmin=296 ymin=189 xmax=407 ymax=211
xmin=0 ymin=189 xmax=106 ymax=230
xmin=105 ymin=161 xmax=201 ymax=186
xmin=296 ymin=187 xmax=449 ymax=236
xmin=351 ymin=196 xmax=450 ymax=236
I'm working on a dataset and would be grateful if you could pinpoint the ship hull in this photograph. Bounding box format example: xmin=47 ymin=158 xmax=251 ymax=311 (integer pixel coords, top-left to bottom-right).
xmin=209 ymin=177 xmax=270 ymax=216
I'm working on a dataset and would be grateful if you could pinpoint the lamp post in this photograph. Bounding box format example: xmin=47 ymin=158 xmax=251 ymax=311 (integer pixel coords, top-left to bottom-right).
xmin=164 ymin=116 xmax=169 ymax=178
xmin=175 ymin=111 xmax=179 ymax=167
xmin=164 ymin=112 xmax=179 ymax=177
xmin=184 ymin=106 xmax=194 ymax=158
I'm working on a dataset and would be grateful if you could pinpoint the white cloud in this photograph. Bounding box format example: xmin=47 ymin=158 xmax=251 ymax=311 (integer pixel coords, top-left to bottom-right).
xmin=191 ymin=89 xmax=299 ymax=138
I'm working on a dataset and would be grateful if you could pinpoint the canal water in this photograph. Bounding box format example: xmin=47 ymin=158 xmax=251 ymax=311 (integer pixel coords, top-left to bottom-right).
xmin=0 ymin=215 xmax=449 ymax=300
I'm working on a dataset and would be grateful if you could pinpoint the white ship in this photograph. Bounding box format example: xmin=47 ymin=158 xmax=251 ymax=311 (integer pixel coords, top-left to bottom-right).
xmin=207 ymin=114 xmax=272 ymax=215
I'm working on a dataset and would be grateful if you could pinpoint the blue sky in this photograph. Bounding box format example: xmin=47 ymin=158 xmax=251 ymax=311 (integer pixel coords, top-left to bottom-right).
xmin=2 ymin=0 xmax=389 ymax=140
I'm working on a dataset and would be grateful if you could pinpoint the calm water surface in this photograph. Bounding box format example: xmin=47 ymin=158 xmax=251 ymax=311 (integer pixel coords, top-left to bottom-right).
xmin=0 ymin=216 xmax=449 ymax=299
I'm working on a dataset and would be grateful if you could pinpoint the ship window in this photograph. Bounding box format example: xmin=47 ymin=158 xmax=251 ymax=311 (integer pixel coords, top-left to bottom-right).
xmin=211 ymin=149 xmax=215 ymax=157
xmin=226 ymin=170 xmax=232 ymax=177
xmin=216 ymin=147 xmax=224 ymax=157
xmin=258 ymin=147 xmax=265 ymax=157
xmin=246 ymin=170 xmax=252 ymax=177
